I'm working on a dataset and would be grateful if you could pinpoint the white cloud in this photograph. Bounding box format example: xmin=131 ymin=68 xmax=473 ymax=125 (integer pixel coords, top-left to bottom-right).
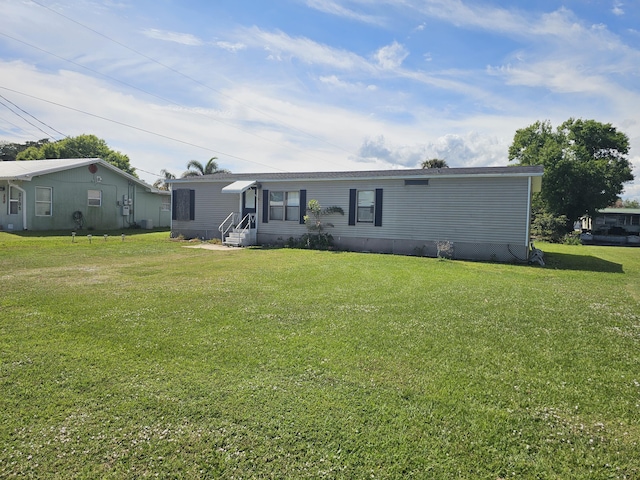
xmin=612 ymin=2 xmax=625 ymax=16
xmin=319 ymin=75 xmax=377 ymax=91
xmin=2 ymin=0 xmax=640 ymax=200
xmin=305 ymin=0 xmax=385 ymax=25
xmin=142 ymin=28 xmax=204 ymax=46
xmin=242 ymin=27 xmax=372 ymax=71
xmin=356 ymin=132 xmax=508 ymax=168
xmin=213 ymin=41 xmax=246 ymax=53
xmin=374 ymin=41 xmax=409 ymax=69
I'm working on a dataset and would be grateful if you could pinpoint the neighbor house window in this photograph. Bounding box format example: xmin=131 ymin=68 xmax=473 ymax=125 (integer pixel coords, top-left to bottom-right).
xmin=35 ymin=187 xmax=52 ymax=216
xmin=161 ymin=197 xmax=171 ymax=211
xmin=269 ymin=191 xmax=300 ymax=221
xmin=8 ymin=186 xmax=20 ymax=215
xmin=357 ymin=190 xmax=375 ymax=223
xmin=88 ymin=189 xmax=102 ymax=207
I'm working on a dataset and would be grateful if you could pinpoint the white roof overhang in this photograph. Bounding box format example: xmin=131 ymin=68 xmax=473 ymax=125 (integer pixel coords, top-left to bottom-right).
xmin=221 ymin=180 xmax=257 ymax=194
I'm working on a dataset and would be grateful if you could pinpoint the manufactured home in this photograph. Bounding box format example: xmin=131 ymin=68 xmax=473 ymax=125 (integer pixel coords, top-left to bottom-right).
xmin=580 ymin=207 xmax=640 ymax=246
xmin=0 ymin=158 xmax=171 ymax=232
xmin=168 ymin=166 xmax=544 ymax=262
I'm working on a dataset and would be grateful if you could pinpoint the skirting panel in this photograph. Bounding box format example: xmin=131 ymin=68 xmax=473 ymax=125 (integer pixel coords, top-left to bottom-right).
xmin=258 ymin=233 xmax=530 ymax=263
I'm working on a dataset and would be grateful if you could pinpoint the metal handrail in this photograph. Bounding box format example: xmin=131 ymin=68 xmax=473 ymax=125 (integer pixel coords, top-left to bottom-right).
xmin=218 ymin=212 xmax=238 ymax=241
xmin=235 ymin=213 xmax=256 ymax=238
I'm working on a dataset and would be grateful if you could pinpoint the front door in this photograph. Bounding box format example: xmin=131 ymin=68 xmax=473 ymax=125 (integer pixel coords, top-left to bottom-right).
xmin=242 ymin=187 xmax=257 ymax=228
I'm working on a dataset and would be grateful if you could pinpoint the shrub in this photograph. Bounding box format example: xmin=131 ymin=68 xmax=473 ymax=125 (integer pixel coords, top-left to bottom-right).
xmin=531 ymin=211 xmax=568 ymax=243
xmin=286 ymin=233 xmax=335 ymax=250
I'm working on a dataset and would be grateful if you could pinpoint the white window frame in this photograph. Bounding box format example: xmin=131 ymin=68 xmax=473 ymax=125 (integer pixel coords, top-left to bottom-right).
xmin=285 ymin=191 xmax=300 ymax=221
xmin=35 ymin=186 xmax=52 ymax=216
xmin=88 ymin=189 xmax=102 ymax=207
xmin=269 ymin=190 xmax=300 ymax=221
xmin=161 ymin=197 xmax=171 ymax=211
xmin=357 ymin=190 xmax=375 ymax=223
xmin=269 ymin=191 xmax=284 ymax=221
xmin=8 ymin=185 xmax=21 ymax=215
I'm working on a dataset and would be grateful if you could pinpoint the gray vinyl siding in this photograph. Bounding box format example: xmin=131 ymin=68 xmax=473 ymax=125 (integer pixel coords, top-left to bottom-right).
xmin=256 ymin=176 xmax=529 ymax=246
xmin=171 ymin=182 xmax=237 ymax=239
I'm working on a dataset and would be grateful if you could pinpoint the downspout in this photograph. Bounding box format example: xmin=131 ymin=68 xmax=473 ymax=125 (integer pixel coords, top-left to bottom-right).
xmin=8 ymin=181 xmax=27 ymax=230
xmin=525 ymin=176 xmax=532 ymax=249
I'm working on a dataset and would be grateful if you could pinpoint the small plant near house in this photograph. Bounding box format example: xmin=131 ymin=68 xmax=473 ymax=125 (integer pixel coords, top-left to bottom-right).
xmin=288 ymin=199 xmax=344 ymax=249
xmin=562 ymin=233 xmax=582 ymax=245
xmin=436 ymin=240 xmax=454 ymax=260
xmin=304 ymin=199 xmax=344 ymax=233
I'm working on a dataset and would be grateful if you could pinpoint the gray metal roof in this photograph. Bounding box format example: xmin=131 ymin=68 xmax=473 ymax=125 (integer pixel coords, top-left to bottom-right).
xmin=0 ymin=158 xmax=97 ymax=180
xmin=597 ymin=208 xmax=640 ymax=215
xmin=0 ymin=158 xmax=167 ymax=193
xmin=167 ymin=165 xmax=544 ymax=184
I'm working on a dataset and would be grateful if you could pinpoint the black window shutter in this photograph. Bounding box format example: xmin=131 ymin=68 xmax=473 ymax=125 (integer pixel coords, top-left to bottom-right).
xmin=262 ymin=189 xmax=269 ymax=223
xmin=348 ymin=189 xmax=356 ymax=225
xmin=374 ymin=188 xmax=383 ymax=227
xmin=189 ymin=190 xmax=196 ymax=221
xmin=299 ymin=189 xmax=307 ymax=224
xmin=172 ymin=191 xmax=177 ymax=220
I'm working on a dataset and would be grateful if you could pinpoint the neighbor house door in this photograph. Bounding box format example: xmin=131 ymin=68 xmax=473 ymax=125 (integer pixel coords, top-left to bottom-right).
xmin=7 ymin=185 xmax=24 ymax=230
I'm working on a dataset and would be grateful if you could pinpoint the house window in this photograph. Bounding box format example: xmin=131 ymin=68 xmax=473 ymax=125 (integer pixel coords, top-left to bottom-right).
xmin=161 ymin=197 xmax=171 ymax=211
xmin=285 ymin=191 xmax=300 ymax=221
xmin=269 ymin=191 xmax=284 ymax=220
xmin=172 ymin=189 xmax=195 ymax=221
xmin=35 ymin=187 xmax=52 ymax=216
xmin=357 ymin=190 xmax=375 ymax=223
xmin=349 ymin=188 xmax=383 ymax=227
xmin=269 ymin=191 xmax=300 ymax=221
xmin=88 ymin=189 xmax=102 ymax=207
xmin=8 ymin=186 xmax=20 ymax=215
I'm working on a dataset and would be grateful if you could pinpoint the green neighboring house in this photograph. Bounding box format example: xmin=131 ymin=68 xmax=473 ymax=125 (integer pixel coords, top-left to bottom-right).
xmin=0 ymin=158 xmax=170 ymax=232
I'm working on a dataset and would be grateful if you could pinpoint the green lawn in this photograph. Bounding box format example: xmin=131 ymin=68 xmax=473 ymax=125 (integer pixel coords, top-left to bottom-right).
xmin=0 ymin=232 xmax=638 ymax=479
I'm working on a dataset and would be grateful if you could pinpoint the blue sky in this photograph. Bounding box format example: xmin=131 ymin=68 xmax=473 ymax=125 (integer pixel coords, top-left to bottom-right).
xmin=1 ymin=0 xmax=639 ymax=200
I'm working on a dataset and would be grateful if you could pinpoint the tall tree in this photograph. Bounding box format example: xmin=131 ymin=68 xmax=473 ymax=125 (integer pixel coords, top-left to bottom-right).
xmin=182 ymin=157 xmax=230 ymax=177
xmin=509 ymin=119 xmax=633 ymax=227
xmin=0 ymin=139 xmax=50 ymax=162
xmin=421 ymin=158 xmax=448 ymax=169
xmin=153 ymin=169 xmax=175 ymax=191
xmin=15 ymin=134 xmax=136 ymax=176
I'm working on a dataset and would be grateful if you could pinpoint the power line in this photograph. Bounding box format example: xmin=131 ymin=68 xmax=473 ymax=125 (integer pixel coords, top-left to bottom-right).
xmin=0 ymin=31 xmax=342 ymax=168
xmin=29 ymin=0 xmax=357 ymax=159
xmin=0 ymin=91 xmax=249 ymax=180
xmin=0 ymin=93 xmax=179 ymax=179
xmin=0 ymin=85 xmax=286 ymax=172
xmin=0 ymin=95 xmax=61 ymax=140
xmin=0 ymin=93 xmax=66 ymax=138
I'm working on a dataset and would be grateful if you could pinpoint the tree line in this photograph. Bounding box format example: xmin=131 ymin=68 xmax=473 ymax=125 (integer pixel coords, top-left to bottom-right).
xmin=0 ymin=135 xmax=229 ymax=190
xmin=0 ymin=135 xmax=136 ymax=176
xmin=508 ymin=118 xmax=635 ymax=241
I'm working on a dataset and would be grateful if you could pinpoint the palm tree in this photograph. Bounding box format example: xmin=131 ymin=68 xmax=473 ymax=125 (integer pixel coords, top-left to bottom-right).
xmin=421 ymin=158 xmax=449 ymax=169
xmin=181 ymin=157 xmax=230 ymax=177
xmin=153 ymin=169 xmax=175 ymax=191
